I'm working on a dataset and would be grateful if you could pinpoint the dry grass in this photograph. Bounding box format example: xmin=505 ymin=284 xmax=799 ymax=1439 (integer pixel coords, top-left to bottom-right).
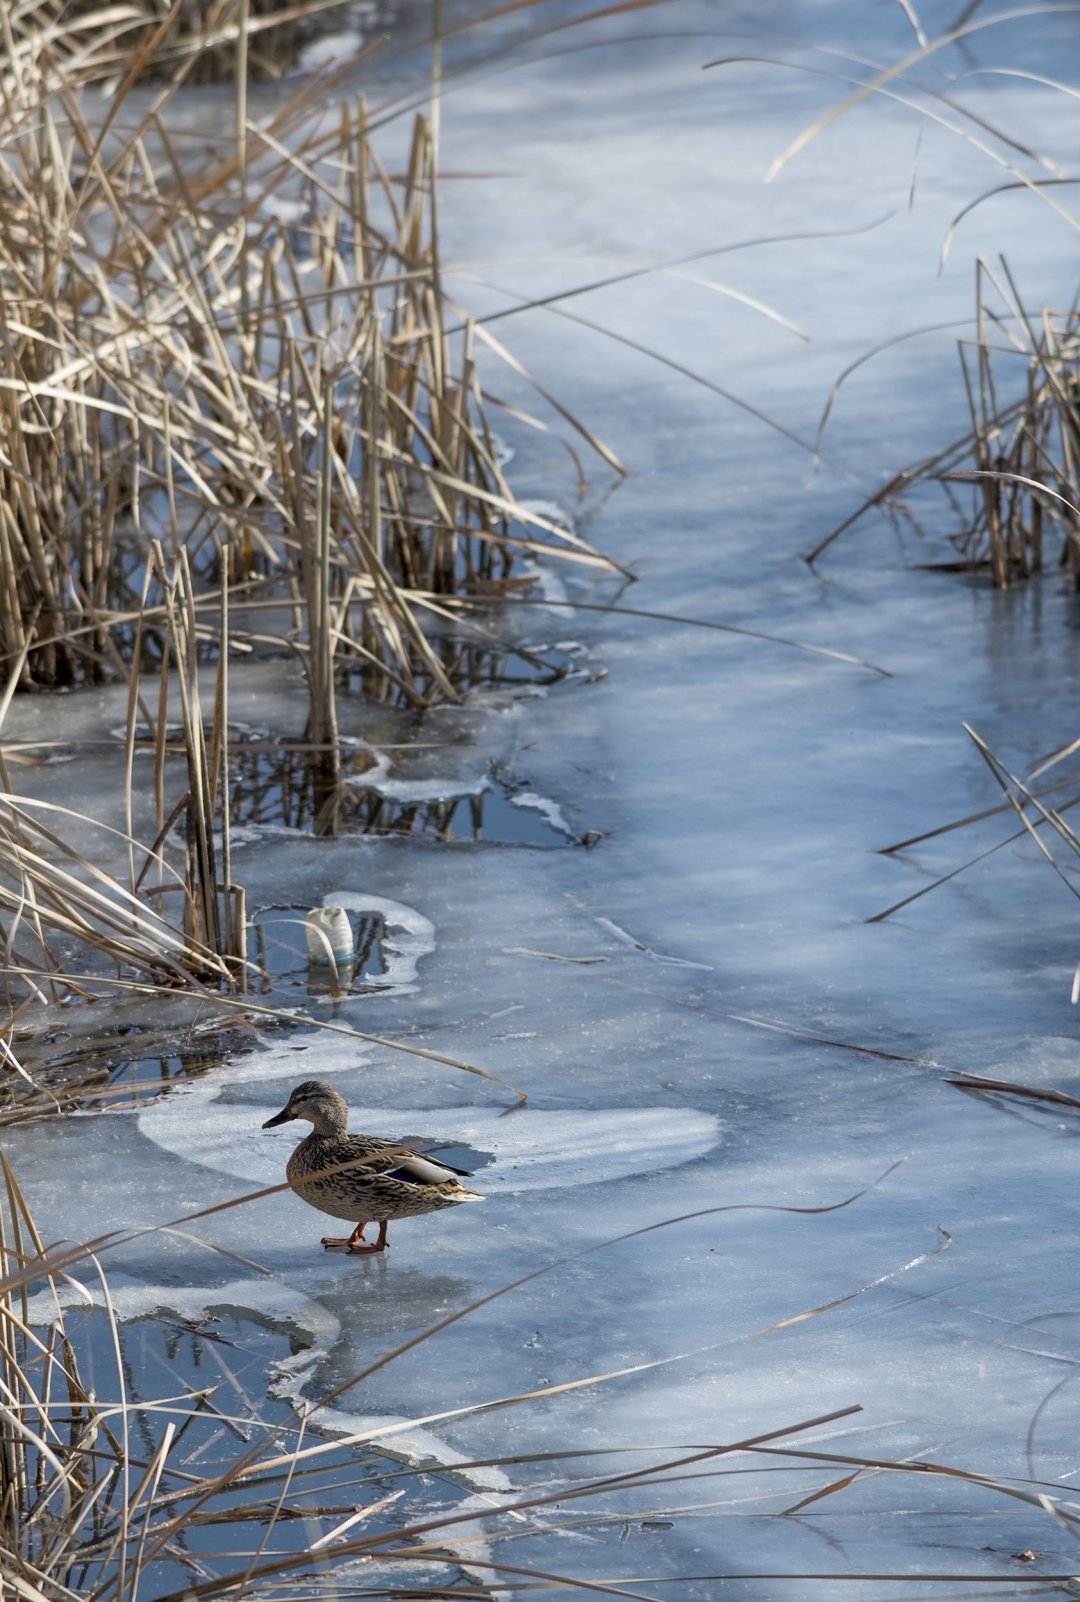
xmin=867 ymin=723 xmax=1080 ymax=955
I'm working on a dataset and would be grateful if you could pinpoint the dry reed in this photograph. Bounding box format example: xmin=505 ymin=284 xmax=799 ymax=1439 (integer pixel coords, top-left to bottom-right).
xmin=0 ymin=0 xmax=625 ymax=1024
xmin=0 ymin=12 xmax=620 ymax=697
xmin=868 ymin=722 xmax=1080 ymax=943
xmin=9 ymin=0 xmax=367 ymax=91
xmin=812 ymin=259 xmax=1080 ymax=582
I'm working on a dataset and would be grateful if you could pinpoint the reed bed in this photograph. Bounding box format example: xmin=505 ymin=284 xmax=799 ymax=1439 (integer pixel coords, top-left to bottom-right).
xmin=0 ymin=1 xmax=623 ymax=1019
xmin=0 ymin=29 xmax=618 ymax=703
xmin=0 ymin=1014 xmax=237 ymax=1126
xmin=0 ymin=535 xmax=246 ymax=1020
xmin=9 ymin=0 xmax=367 ymax=93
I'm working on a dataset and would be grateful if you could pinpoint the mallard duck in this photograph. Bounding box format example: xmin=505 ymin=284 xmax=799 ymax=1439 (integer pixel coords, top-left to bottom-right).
xmin=262 ymin=1080 xmax=484 ymax=1254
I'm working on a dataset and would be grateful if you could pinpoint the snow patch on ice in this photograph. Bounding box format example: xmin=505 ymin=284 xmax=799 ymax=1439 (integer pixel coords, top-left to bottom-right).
xmin=372 ymin=773 xmax=490 ymax=802
xmin=348 ymin=748 xmax=491 ymax=806
xmin=140 ymin=1074 xmax=720 ymax=1193
xmin=23 ymin=1273 xmax=340 ymax=1348
xmin=519 ymin=500 xmax=574 ymax=531
xmin=510 ymin=789 xmax=572 ymax=836
xmin=228 ymin=823 xmax=314 ymax=846
xmin=304 ymin=1405 xmax=512 ymax=1491
xmin=296 ymin=28 xmax=370 ymax=73
xmin=489 ymin=432 xmax=515 ymax=467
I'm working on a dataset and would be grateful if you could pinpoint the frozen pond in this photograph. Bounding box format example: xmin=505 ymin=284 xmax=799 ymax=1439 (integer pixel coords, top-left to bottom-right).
xmin=13 ymin=0 xmax=1080 ymax=1594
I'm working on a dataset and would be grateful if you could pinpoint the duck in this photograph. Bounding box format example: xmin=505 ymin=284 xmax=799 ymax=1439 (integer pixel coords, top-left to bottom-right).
xmin=262 ymin=1079 xmax=484 ymax=1254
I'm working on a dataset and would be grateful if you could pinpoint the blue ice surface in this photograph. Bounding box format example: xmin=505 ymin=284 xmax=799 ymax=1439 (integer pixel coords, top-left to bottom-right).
xmin=14 ymin=1 xmax=1080 ymax=1592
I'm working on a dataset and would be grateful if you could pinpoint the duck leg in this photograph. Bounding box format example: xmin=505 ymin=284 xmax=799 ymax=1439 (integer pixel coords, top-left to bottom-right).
xmin=322 ymin=1223 xmax=368 ymax=1250
xmin=347 ymin=1219 xmax=388 ymax=1255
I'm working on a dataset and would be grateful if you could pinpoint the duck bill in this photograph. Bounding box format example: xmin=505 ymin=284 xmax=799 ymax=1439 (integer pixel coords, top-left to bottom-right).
xmin=262 ymin=1107 xmax=294 ymax=1128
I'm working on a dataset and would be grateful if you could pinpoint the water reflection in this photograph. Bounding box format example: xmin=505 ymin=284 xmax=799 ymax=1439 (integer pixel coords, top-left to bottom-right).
xmin=230 ymin=745 xmax=573 ymax=843
xmin=251 ymin=903 xmax=388 ymax=992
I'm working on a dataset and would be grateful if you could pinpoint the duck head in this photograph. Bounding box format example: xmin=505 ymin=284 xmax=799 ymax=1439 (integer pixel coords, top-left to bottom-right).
xmin=262 ymin=1080 xmax=349 ymax=1136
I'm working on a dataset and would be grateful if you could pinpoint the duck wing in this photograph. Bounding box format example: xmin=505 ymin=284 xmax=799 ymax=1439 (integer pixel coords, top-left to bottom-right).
xmin=322 ymin=1137 xmax=469 ymax=1185
xmin=387 ymin=1152 xmax=475 ymax=1186
xmin=322 ymin=1134 xmax=414 ymax=1175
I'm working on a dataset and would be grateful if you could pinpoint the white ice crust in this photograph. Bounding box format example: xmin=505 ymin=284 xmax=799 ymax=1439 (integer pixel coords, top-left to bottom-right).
xmin=23 ymin=1272 xmax=339 ymax=1346
xmin=509 ymin=789 xmax=572 ymax=836
xmin=137 ymin=1037 xmax=720 ymax=1195
xmin=347 ymin=748 xmax=491 ymax=805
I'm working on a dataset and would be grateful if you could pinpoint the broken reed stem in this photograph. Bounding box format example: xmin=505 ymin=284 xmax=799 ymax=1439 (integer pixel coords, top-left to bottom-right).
xmin=310 ymin=376 xmax=340 ymax=835
xmin=218 ymin=541 xmax=235 ymax=966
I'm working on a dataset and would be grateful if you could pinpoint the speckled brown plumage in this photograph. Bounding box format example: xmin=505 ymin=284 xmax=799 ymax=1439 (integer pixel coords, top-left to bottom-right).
xmin=262 ymin=1079 xmax=484 ymax=1254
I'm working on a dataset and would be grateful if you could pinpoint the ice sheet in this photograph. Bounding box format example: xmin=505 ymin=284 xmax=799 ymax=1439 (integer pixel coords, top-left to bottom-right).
xmin=15 ymin=4 xmax=1080 ymax=1589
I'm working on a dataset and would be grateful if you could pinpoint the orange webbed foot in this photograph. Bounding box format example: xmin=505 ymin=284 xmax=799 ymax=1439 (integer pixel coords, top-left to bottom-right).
xmin=346 ymin=1221 xmax=388 ymax=1255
